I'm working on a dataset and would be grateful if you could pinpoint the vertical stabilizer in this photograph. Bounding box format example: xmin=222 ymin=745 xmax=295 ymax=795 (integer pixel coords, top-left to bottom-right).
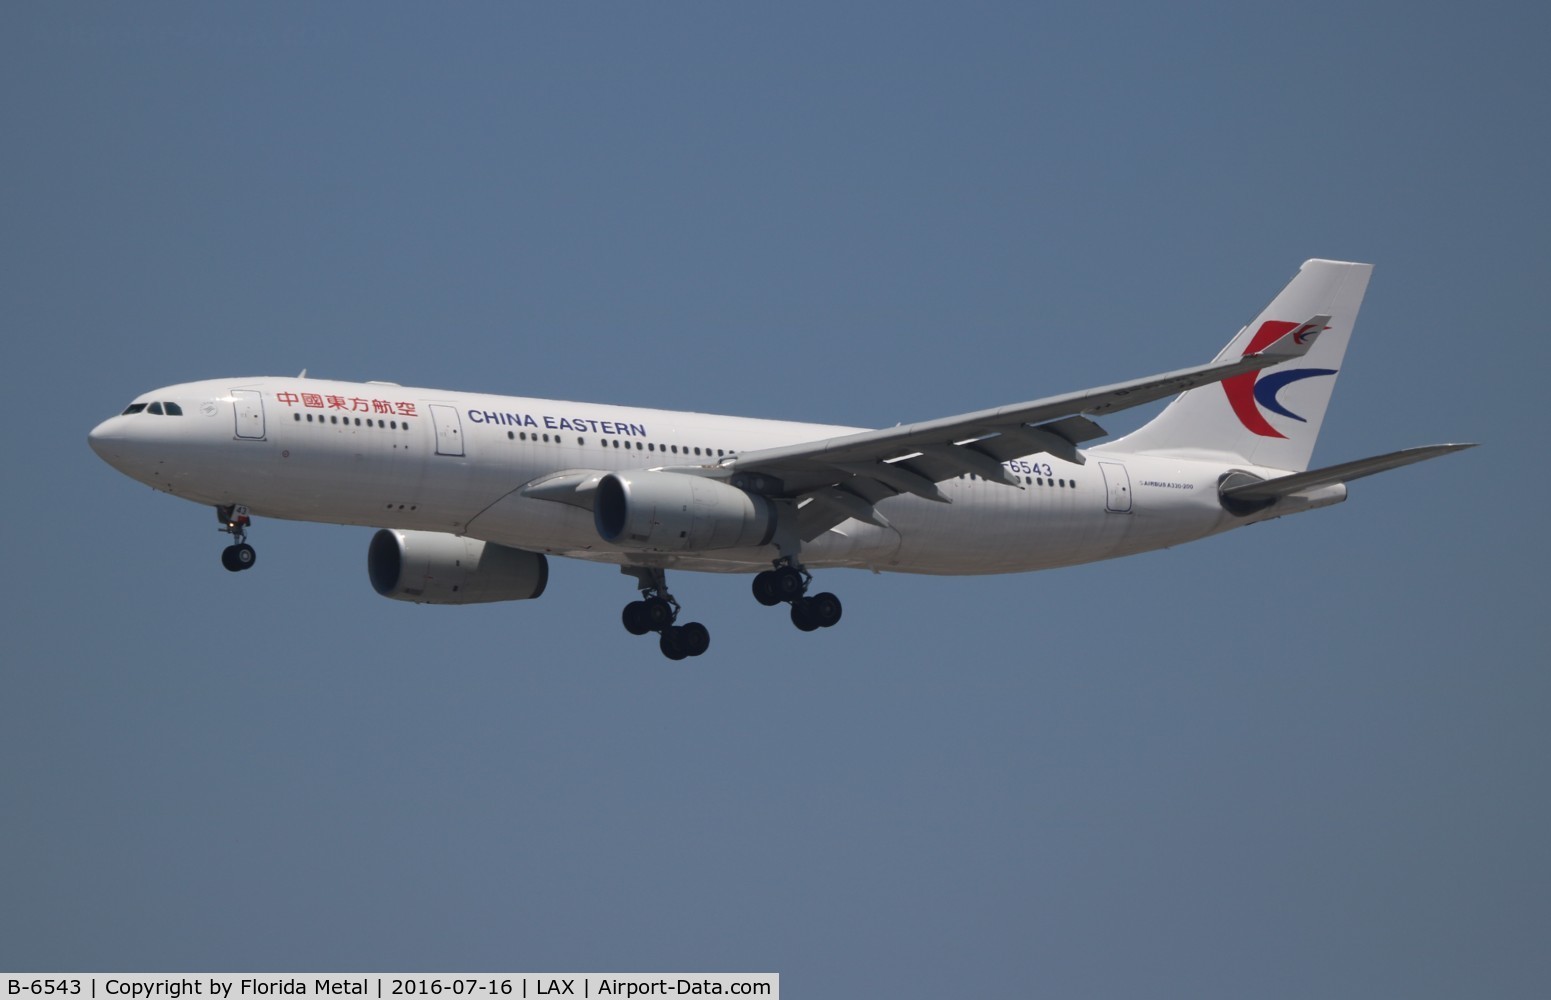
xmin=1099 ymin=259 xmax=1372 ymax=471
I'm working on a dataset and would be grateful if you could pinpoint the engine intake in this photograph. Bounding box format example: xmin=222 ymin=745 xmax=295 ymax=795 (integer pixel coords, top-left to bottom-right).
xmin=594 ymin=470 xmax=777 ymax=552
xmin=368 ymin=529 xmax=548 ymax=604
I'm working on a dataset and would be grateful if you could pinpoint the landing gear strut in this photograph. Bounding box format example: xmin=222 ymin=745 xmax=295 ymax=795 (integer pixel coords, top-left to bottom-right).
xmin=752 ymin=560 xmax=843 ymax=631
xmin=621 ymin=566 xmax=711 ymax=660
xmin=216 ymin=504 xmax=256 ymax=572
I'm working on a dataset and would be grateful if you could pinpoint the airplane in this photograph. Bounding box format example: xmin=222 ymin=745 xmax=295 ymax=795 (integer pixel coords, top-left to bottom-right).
xmin=88 ymin=260 xmax=1472 ymax=659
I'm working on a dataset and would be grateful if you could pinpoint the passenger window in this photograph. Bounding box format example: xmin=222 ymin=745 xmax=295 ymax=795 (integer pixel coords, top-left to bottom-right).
xmin=147 ymin=402 xmax=164 ymax=415
xmin=164 ymin=402 xmax=183 ymax=416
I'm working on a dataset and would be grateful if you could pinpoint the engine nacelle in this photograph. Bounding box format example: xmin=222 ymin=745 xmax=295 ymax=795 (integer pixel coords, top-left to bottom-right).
xmin=368 ymin=529 xmax=548 ymax=604
xmin=594 ymin=470 xmax=777 ymax=552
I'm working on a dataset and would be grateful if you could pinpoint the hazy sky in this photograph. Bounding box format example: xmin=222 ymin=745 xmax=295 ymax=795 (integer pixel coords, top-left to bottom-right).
xmin=3 ymin=4 xmax=1547 ymax=997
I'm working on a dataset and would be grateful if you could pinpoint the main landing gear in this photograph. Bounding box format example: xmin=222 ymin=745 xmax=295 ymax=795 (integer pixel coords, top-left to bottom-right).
xmin=216 ymin=504 xmax=257 ymax=572
xmin=752 ymin=561 xmax=843 ymax=631
xmin=621 ymin=567 xmax=711 ymax=661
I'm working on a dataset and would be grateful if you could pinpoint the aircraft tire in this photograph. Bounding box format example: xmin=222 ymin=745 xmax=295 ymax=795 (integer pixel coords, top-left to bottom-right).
xmin=809 ymin=591 xmax=842 ymax=628
xmin=222 ymin=544 xmax=256 ymax=572
xmin=680 ymin=622 xmax=710 ymax=657
xmin=752 ymin=571 xmax=782 ymax=606
xmin=642 ymin=596 xmax=674 ymax=629
xmin=791 ymin=598 xmax=821 ymax=632
xmin=772 ymin=566 xmax=805 ymax=601
xmin=659 ymin=628 xmax=689 ymax=661
xmin=622 ymin=601 xmax=652 ymax=635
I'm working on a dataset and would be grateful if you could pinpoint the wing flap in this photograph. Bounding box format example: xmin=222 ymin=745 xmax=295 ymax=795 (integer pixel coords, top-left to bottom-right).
xmin=914 ymin=443 xmax=1024 ymax=486
xmin=834 ymin=460 xmax=950 ymax=503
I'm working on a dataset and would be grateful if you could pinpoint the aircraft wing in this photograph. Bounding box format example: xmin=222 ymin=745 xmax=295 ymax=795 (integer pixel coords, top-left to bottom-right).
xmin=728 ymin=321 xmax=1326 ymax=538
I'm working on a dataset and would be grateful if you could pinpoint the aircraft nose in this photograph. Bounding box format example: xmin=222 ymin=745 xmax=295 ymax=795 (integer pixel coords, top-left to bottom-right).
xmin=87 ymin=417 xmax=118 ymax=460
xmin=88 ymin=415 xmax=138 ymax=474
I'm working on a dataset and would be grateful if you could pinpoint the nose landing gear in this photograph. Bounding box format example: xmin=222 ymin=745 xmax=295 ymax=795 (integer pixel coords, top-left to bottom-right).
xmin=621 ymin=566 xmax=711 ymax=660
xmin=217 ymin=504 xmax=257 ymax=572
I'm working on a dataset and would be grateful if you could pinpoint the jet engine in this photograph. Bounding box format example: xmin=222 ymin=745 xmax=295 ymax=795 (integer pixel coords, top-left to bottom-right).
xmin=594 ymin=470 xmax=777 ymax=553
xmin=368 ymin=529 xmax=548 ymax=604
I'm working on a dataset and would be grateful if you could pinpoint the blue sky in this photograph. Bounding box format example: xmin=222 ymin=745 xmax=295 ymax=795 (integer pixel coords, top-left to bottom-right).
xmin=3 ymin=3 xmax=1547 ymax=997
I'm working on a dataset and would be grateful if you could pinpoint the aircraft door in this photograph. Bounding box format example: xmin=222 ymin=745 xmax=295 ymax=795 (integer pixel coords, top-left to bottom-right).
xmin=1099 ymin=461 xmax=1132 ymax=513
xmin=232 ymin=390 xmax=266 ymax=440
xmin=430 ymin=404 xmax=465 ymax=457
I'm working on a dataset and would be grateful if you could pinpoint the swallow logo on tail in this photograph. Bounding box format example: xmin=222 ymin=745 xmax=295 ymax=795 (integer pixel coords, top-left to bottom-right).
xmin=1223 ymin=320 xmax=1336 ymax=438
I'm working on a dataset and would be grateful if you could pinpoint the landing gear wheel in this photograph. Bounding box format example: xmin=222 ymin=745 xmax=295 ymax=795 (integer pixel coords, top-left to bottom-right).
xmin=679 ymin=622 xmax=711 ymax=657
xmin=791 ymin=599 xmax=821 ymax=632
xmin=622 ymin=601 xmax=652 ymax=636
xmin=771 ymin=565 xmax=805 ymax=601
xmin=658 ymin=623 xmax=711 ymax=660
xmin=752 ymin=571 xmax=783 ymax=607
xmin=808 ymin=591 xmax=842 ymax=628
xmin=221 ymin=543 xmax=256 ymax=572
xmin=659 ymin=628 xmax=689 ymax=661
xmin=791 ymin=592 xmax=842 ymax=631
xmin=641 ymin=596 xmax=675 ymax=629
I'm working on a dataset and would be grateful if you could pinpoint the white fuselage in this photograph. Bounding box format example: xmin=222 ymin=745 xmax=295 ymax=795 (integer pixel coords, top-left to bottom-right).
xmin=88 ymin=376 xmax=1329 ymax=578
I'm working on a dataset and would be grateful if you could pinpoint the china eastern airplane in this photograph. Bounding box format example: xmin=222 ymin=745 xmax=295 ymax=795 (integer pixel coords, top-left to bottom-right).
xmin=89 ymin=260 xmax=1471 ymax=658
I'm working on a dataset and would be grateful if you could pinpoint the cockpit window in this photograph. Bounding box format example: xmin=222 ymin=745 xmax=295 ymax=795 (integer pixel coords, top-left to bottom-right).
xmin=164 ymin=402 xmax=183 ymax=416
xmin=147 ymin=402 xmax=165 ymax=415
xmin=122 ymin=403 xmax=148 ymax=415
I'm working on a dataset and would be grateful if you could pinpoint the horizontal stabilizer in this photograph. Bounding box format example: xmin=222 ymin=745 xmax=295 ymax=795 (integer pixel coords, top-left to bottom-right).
xmin=1221 ymin=444 xmax=1477 ymax=503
